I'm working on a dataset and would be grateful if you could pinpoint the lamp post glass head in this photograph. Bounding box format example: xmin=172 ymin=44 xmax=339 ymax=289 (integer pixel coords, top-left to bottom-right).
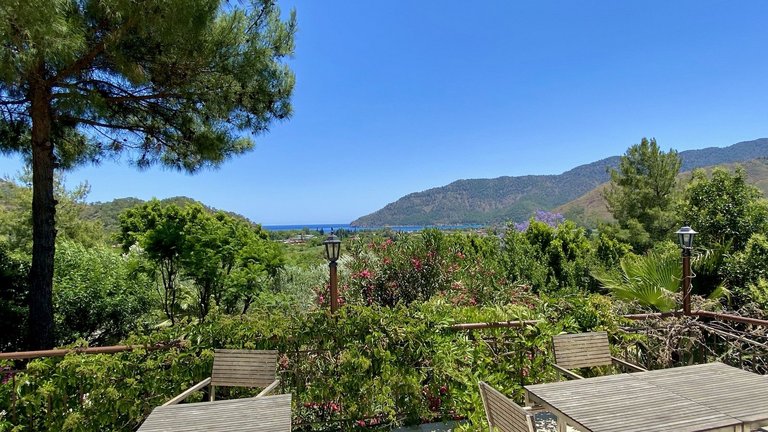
xmin=323 ymin=234 xmax=341 ymax=262
xmin=675 ymin=226 xmax=697 ymax=250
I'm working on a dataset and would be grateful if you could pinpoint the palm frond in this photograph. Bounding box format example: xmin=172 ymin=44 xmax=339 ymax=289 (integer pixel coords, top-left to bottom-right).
xmin=593 ymin=251 xmax=681 ymax=312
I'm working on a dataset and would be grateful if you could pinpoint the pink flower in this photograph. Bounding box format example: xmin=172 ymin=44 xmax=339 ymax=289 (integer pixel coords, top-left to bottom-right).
xmin=359 ymin=269 xmax=371 ymax=279
xmin=411 ymin=258 xmax=422 ymax=271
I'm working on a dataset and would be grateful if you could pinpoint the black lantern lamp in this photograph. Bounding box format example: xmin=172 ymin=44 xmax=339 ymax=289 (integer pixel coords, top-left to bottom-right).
xmin=323 ymin=234 xmax=341 ymax=263
xmin=675 ymin=225 xmax=697 ymax=315
xmin=323 ymin=232 xmax=341 ymax=313
xmin=675 ymin=226 xmax=698 ymax=253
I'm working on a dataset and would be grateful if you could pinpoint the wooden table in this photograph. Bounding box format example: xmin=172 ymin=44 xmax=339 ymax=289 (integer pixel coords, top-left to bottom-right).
xmin=138 ymin=394 xmax=292 ymax=431
xmin=525 ymin=363 xmax=768 ymax=432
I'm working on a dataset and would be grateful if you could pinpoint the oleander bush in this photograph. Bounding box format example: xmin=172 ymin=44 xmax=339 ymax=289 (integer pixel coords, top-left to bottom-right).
xmin=340 ymin=225 xmax=626 ymax=309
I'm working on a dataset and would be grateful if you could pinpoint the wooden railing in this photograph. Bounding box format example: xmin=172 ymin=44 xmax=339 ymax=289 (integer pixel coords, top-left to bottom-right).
xmin=448 ymin=310 xmax=768 ymax=331
xmin=0 ymin=341 xmax=183 ymax=361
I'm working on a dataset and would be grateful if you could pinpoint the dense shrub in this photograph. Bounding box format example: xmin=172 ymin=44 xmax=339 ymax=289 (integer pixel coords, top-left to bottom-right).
xmin=680 ymin=168 xmax=768 ymax=252
xmin=341 ymin=230 xmax=526 ymax=307
xmin=722 ymin=233 xmax=768 ymax=306
xmin=53 ymin=240 xmax=155 ymax=345
xmin=0 ymin=243 xmax=29 ymax=351
xmin=503 ymin=220 xmax=609 ymax=293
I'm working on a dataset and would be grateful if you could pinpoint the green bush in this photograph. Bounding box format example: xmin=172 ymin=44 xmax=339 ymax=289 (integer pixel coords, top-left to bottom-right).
xmin=53 ymin=240 xmax=155 ymax=345
xmin=0 ymin=242 xmax=29 ymax=351
xmin=504 ymin=220 xmax=604 ymax=293
xmin=723 ymin=233 xmax=768 ymax=306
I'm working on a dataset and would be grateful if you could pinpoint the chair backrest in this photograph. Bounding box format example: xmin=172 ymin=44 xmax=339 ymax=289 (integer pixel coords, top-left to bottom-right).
xmin=478 ymin=382 xmax=534 ymax=432
xmin=552 ymin=331 xmax=612 ymax=370
xmin=211 ymin=349 xmax=278 ymax=388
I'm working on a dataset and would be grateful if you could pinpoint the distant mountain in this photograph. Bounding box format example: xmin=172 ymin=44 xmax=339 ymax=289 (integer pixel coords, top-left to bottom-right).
xmin=351 ymin=138 xmax=768 ymax=227
xmin=556 ymin=157 xmax=768 ymax=227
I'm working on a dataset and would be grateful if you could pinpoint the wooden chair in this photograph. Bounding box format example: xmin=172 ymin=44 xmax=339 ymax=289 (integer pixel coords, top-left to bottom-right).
xmin=552 ymin=331 xmax=646 ymax=380
xmin=478 ymin=381 xmax=535 ymax=432
xmin=163 ymin=349 xmax=281 ymax=406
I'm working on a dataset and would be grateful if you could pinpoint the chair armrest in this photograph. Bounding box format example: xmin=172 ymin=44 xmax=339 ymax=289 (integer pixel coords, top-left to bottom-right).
xmin=255 ymin=379 xmax=281 ymax=397
xmin=522 ymin=405 xmax=546 ymax=413
xmin=611 ymin=356 xmax=647 ymax=372
xmin=552 ymin=363 xmax=584 ymax=380
xmin=163 ymin=377 xmax=212 ymax=406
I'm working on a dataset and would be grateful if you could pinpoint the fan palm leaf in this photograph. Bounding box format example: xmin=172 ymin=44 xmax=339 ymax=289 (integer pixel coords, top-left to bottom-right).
xmin=593 ymin=251 xmax=681 ymax=312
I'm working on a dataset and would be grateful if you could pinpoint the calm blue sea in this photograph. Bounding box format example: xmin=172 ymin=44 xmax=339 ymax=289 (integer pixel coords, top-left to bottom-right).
xmin=262 ymin=223 xmax=483 ymax=233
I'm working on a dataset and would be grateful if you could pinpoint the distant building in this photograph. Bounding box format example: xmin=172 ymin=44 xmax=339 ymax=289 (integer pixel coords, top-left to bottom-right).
xmin=283 ymin=234 xmax=316 ymax=244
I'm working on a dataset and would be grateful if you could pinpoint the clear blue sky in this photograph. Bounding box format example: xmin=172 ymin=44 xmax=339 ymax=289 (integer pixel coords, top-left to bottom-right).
xmin=2 ymin=0 xmax=768 ymax=224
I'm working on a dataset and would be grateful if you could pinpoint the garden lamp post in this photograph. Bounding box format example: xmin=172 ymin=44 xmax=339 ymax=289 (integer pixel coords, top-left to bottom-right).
xmin=323 ymin=232 xmax=342 ymax=313
xmin=675 ymin=225 xmax=697 ymax=315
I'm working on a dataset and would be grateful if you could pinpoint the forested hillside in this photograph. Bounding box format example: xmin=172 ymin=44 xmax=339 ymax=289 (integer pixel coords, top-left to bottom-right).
xmin=0 ymin=180 xmax=258 ymax=237
xmin=351 ymin=138 xmax=768 ymax=226
xmin=557 ymin=157 xmax=768 ymax=227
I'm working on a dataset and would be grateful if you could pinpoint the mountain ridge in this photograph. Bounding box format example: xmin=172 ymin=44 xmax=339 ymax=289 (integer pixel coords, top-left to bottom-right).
xmin=350 ymin=138 xmax=768 ymax=226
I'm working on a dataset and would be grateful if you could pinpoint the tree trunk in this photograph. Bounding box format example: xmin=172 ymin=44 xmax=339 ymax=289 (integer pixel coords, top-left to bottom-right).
xmin=28 ymin=77 xmax=57 ymax=350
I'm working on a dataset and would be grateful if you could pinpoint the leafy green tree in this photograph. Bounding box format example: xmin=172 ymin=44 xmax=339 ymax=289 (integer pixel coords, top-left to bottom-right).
xmin=0 ymin=0 xmax=296 ymax=348
xmin=119 ymin=201 xmax=284 ymax=321
xmin=182 ymin=208 xmax=283 ymax=319
xmin=179 ymin=207 xmax=222 ymax=319
xmin=604 ymin=138 xmax=681 ymax=251
xmin=221 ymin=224 xmax=284 ymax=315
xmin=680 ymin=167 xmax=768 ymax=251
xmin=119 ymin=200 xmax=189 ymax=324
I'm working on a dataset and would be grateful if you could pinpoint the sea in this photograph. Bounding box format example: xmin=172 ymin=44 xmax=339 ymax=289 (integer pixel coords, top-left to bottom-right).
xmin=262 ymin=223 xmax=484 ymax=233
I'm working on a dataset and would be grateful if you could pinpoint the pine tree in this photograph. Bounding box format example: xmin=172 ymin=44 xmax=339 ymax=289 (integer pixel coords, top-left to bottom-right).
xmin=0 ymin=0 xmax=296 ymax=348
xmin=604 ymin=138 xmax=681 ymax=251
